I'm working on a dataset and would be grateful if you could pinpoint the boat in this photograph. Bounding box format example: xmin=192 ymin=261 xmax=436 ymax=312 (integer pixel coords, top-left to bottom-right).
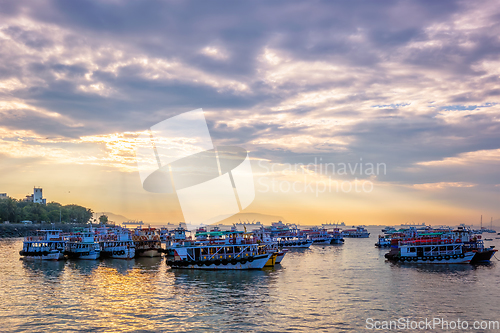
xmin=166 ymin=229 xmax=272 ymax=270
xmin=375 ymin=235 xmax=391 ymax=247
xmin=275 ymin=249 xmax=288 ymax=264
xmin=381 ymin=226 xmax=396 ymax=233
xmin=384 ymin=227 xmax=495 ymax=264
xmin=132 ymin=227 xmax=162 ymax=257
xmin=19 ymin=230 xmax=66 ymax=260
xmin=400 ymin=222 xmax=427 ymax=229
xmin=327 ymin=228 xmax=345 ymax=244
xmin=257 ymin=222 xmax=313 ymax=248
xmin=97 ymin=226 xmax=136 ymax=259
xmin=251 ymin=226 xmax=286 ymax=266
xmin=274 ymin=235 xmax=313 ymax=248
xmin=342 ymin=226 xmax=370 ymax=238
xmin=264 ymin=252 xmax=278 ymax=267
xmin=303 ymin=227 xmax=344 ymax=244
xmin=462 ymin=234 xmax=498 ymax=264
xmin=385 ymin=238 xmax=475 ymax=264
xmin=64 ymin=228 xmax=100 ymax=260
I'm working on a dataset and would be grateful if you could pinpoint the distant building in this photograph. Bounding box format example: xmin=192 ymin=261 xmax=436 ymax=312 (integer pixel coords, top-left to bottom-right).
xmin=24 ymin=187 xmax=46 ymax=205
xmin=0 ymin=193 xmax=7 ymax=199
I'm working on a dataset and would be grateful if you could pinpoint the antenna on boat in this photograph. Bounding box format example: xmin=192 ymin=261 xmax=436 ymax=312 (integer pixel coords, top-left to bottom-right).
xmin=481 ymin=215 xmax=483 ymax=229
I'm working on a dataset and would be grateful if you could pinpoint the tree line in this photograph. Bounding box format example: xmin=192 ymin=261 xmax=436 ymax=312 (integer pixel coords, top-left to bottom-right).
xmin=0 ymin=198 xmax=93 ymax=224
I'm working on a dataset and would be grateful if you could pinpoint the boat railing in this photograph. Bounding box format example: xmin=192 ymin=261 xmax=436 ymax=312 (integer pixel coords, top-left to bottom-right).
xmin=399 ymin=239 xmax=461 ymax=246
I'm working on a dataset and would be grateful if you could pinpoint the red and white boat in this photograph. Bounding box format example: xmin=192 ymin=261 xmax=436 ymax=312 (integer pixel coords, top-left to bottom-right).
xmin=132 ymin=227 xmax=162 ymax=257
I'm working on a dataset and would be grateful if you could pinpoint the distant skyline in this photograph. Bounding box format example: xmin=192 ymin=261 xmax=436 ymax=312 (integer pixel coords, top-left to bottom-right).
xmin=1 ymin=1 xmax=499 ymax=225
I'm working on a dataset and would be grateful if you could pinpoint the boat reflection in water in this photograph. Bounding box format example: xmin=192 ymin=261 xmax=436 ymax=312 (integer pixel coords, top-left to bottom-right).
xmin=100 ymin=258 xmax=137 ymax=275
xmin=22 ymin=259 xmax=66 ymax=280
xmin=66 ymin=259 xmax=101 ymax=276
xmin=134 ymin=256 xmax=163 ymax=272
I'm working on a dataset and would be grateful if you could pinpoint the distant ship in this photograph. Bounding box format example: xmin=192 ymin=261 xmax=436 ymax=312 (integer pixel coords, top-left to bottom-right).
xmin=342 ymin=227 xmax=370 ymax=238
xmin=400 ymin=223 xmax=427 ymax=227
xmin=322 ymin=222 xmax=346 ymax=227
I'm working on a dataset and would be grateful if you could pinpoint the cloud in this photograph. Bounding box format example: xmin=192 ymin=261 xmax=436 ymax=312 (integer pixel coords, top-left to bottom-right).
xmin=0 ymin=0 xmax=499 ymax=213
xmin=412 ymin=182 xmax=476 ymax=190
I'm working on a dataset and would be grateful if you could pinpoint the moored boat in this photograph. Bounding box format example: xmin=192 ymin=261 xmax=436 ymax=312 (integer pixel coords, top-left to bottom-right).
xmin=375 ymin=235 xmax=391 ymax=247
xmin=342 ymin=227 xmax=370 ymax=238
xmin=19 ymin=230 xmax=66 ymax=261
xmin=304 ymin=226 xmax=344 ymax=245
xmin=97 ymin=227 xmax=135 ymax=259
xmin=275 ymin=235 xmax=313 ymax=248
xmin=385 ymin=237 xmax=475 ymax=264
xmin=167 ymin=229 xmax=272 ymax=270
xmin=132 ymin=227 xmax=162 ymax=257
xmin=64 ymin=228 xmax=100 ymax=260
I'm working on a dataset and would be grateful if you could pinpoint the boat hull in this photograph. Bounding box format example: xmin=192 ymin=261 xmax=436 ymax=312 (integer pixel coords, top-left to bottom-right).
xmin=391 ymin=252 xmax=475 ymax=264
xmin=275 ymin=252 xmax=285 ymax=264
xmin=66 ymin=250 xmax=100 ymax=260
xmin=311 ymin=238 xmax=344 ymax=245
xmin=278 ymin=241 xmax=313 ymax=248
xmin=168 ymin=253 xmax=272 ymax=270
xmin=101 ymin=248 xmax=136 ymax=259
xmin=21 ymin=251 xmax=64 ymax=261
xmin=343 ymin=234 xmax=370 ymax=238
xmin=265 ymin=253 xmax=277 ymax=267
xmin=470 ymin=249 xmax=497 ymax=264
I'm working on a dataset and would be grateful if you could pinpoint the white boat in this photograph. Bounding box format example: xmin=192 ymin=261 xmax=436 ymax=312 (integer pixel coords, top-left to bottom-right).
xmin=304 ymin=226 xmax=344 ymax=245
xmin=342 ymin=227 xmax=370 ymax=238
xmin=19 ymin=230 xmax=65 ymax=261
xmin=375 ymin=235 xmax=392 ymax=247
xmin=64 ymin=228 xmax=100 ymax=260
xmin=97 ymin=227 xmax=135 ymax=259
xmin=386 ymin=237 xmax=475 ymax=264
xmin=275 ymin=235 xmax=313 ymax=248
xmin=167 ymin=229 xmax=272 ymax=270
xmin=132 ymin=227 xmax=162 ymax=257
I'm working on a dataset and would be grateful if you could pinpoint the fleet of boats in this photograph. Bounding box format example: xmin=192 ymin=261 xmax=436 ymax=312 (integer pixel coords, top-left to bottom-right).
xmin=19 ymin=221 xmax=498 ymax=268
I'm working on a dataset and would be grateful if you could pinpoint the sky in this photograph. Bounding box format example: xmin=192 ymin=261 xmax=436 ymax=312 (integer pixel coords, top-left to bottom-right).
xmin=0 ymin=0 xmax=499 ymax=226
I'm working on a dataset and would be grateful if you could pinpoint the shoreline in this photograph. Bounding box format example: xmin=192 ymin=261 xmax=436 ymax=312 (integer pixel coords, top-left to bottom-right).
xmin=0 ymin=223 xmax=84 ymax=238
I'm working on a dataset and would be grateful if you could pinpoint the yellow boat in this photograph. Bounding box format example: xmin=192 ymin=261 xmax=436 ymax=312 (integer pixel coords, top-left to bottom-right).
xmin=264 ymin=252 xmax=277 ymax=267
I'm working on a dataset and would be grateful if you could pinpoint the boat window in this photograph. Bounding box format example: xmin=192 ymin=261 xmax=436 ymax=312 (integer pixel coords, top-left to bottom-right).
xmin=424 ymin=247 xmax=431 ymax=252
xmin=439 ymin=246 xmax=446 ymax=251
xmin=409 ymin=247 xmax=416 ymax=253
xmin=447 ymin=246 xmax=453 ymax=251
